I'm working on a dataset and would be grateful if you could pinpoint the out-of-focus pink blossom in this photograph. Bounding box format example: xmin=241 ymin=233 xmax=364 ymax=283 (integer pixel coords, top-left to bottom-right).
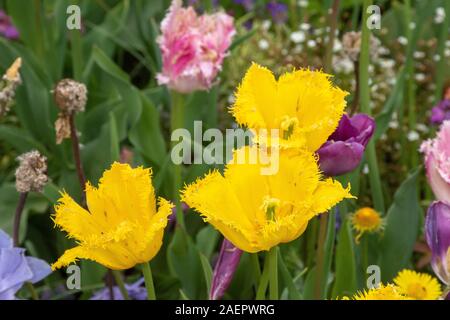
xmin=420 ymin=120 xmax=450 ymax=204
xmin=157 ymin=0 xmax=235 ymax=93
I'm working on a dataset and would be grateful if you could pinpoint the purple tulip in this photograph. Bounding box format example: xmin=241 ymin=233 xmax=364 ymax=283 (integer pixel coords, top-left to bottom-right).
xmin=317 ymin=113 xmax=375 ymax=176
xmin=210 ymin=239 xmax=243 ymax=300
xmin=430 ymin=99 xmax=450 ymax=125
xmin=0 ymin=10 xmax=19 ymax=40
xmin=266 ymin=1 xmax=288 ymax=25
xmin=425 ymin=201 xmax=450 ymax=285
xmin=90 ymin=278 xmax=147 ymax=300
xmin=0 ymin=229 xmax=51 ymax=299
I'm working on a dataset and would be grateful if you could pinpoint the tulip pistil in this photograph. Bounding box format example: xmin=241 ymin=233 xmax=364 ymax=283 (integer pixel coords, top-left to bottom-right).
xmin=260 ymin=196 xmax=280 ymax=221
xmin=280 ymin=116 xmax=298 ymax=140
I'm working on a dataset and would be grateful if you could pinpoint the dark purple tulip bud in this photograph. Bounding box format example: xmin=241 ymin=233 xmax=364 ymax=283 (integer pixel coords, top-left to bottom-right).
xmin=0 ymin=10 xmax=19 ymax=40
xmin=425 ymin=201 xmax=450 ymax=285
xmin=317 ymin=113 xmax=375 ymax=176
xmin=210 ymin=239 xmax=243 ymax=300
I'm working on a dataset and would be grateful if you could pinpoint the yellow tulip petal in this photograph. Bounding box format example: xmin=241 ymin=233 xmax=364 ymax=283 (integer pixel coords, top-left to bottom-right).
xmin=52 ymin=192 xmax=98 ymax=241
xmin=51 ymin=246 xmax=94 ymax=270
xmin=293 ymin=70 xmax=348 ymax=151
xmin=182 ymin=170 xmax=255 ymax=232
xmin=52 ymin=243 xmax=142 ymax=270
xmin=260 ymin=215 xmax=309 ymax=250
xmin=232 ymin=63 xmax=278 ymax=128
xmin=312 ymin=178 xmax=354 ymax=214
xmin=96 ymin=163 xmax=155 ymax=223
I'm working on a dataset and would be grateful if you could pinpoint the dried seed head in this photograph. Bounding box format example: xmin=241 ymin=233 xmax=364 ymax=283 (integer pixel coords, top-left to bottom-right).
xmin=342 ymin=31 xmax=362 ymax=61
xmin=15 ymin=150 xmax=48 ymax=193
xmin=4 ymin=57 xmax=22 ymax=82
xmin=342 ymin=31 xmax=380 ymax=62
xmin=54 ymin=114 xmax=71 ymax=144
xmin=54 ymin=79 xmax=87 ymax=114
xmin=0 ymin=57 xmax=22 ymax=117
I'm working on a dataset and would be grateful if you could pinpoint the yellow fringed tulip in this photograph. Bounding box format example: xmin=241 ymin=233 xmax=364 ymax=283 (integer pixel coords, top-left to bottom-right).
xmin=230 ymin=63 xmax=348 ymax=151
xmin=182 ymin=146 xmax=353 ymax=252
xmin=51 ymin=162 xmax=173 ymax=270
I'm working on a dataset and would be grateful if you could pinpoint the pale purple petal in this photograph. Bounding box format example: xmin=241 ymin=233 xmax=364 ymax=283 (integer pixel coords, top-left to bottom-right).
xmin=0 ymin=287 xmax=19 ymax=300
xmin=0 ymin=230 xmax=12 ymax=249
xmin=90 ymin=278 xmax=147 ymax=300
xmin=25 ymin=257 xmax=52 ymax=284
xmin=0 ymin=229 xmax=51 ymax=299
xmin=0 ymin=248 xmax=33 ymax=296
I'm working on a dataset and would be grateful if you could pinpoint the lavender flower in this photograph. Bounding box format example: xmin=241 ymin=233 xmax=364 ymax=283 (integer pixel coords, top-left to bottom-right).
xmin=90 ymin=278 xmax=147 ymax=300
xmin=317 ymin=113 xmax=375 ymax=176
xmin=266 ymin=1 xmax=288 ymax=25
xmin=0 ymin=10 xmax=19 ymax=40
xmin=0 ymin=229 xmax=51 ymax=300
xmin=234 ymin=0 xmax=254 ymax=11
xmin=210 ymin=239 xmax=243 ymax=300
xmin=430 ymin=99 xmax=450 ymax=125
